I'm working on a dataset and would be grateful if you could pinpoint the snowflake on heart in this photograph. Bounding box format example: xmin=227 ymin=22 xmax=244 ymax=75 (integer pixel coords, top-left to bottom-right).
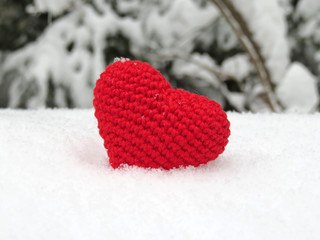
xmin=93 ymin=59 xmax=230 ymax=170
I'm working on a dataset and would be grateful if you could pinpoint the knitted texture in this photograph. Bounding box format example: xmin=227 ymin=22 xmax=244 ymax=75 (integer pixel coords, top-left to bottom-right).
xmin=93 ymin=60 xmax=230 ymax=169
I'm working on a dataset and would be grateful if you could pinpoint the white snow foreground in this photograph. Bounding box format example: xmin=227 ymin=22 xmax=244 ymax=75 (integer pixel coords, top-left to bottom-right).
xmin=0 ymin=109 xmax=320 ymax=240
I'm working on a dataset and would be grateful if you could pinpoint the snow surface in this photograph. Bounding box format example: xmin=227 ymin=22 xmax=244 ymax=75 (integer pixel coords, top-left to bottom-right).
xmin=1 ymin=110 xmax=320 ymax=239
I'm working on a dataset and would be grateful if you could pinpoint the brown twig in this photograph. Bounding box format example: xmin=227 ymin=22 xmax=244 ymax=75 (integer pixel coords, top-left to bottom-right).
xmin=211 ymin=0 xmax=281 ymax=112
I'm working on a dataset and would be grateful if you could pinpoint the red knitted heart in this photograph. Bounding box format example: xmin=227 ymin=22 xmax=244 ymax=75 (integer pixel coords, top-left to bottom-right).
xmin=93 ymin=60 xmax=230 ymax=170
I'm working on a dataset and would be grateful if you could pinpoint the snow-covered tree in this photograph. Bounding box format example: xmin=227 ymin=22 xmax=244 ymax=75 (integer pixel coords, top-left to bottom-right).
xmin=0 ymin=0 xmax=319 ymax=112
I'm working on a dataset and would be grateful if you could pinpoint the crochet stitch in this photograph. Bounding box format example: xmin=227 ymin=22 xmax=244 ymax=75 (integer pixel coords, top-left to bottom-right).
xmin=93 ymin=60 xmax=230 ymax=169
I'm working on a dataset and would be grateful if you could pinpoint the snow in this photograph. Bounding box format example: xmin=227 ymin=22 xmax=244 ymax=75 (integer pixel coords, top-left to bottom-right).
xmin=1 ymin=3 xmax=146 ymax=108
xmin=227 ymin=92 xmax=246 ymax=111
xmin=1 ymin=0 xmax=220 ymax=109
xmin=28 ymin=0 xmax=77 ymax=16
xmin=221 ymin=54 xmax=252 ymax=81
xmin=2 ymin=0 xmax=318 ymax=112
xmin=296 ymin=0 xmax=320 ymax=18
xmin=276 ymin=62 xmax=319 ymax=113
xmin=296 ymin=0 xmax=320 ymax=42
xmin=172 ymin=53 xmax=220 ymax=87
xmin=144 ymin=0 xmax=218 ymax=51
xmin=230 ymin=0 xmax=290 ymax=83
xmin=1 ymin=109 xmax=320 ymax=239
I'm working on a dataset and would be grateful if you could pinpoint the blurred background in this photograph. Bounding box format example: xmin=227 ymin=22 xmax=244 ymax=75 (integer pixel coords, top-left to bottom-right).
xmin=0 ymin=0 xmax=319 ymax=113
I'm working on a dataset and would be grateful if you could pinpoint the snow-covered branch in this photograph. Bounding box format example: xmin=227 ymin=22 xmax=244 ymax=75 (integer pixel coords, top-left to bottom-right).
xmin=211 ymin=0 xmax=281 ymax=112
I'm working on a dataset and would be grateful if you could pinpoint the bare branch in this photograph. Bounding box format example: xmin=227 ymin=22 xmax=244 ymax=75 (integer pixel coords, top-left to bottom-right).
xmin=211 ymin=0 xmax=281 ymax=112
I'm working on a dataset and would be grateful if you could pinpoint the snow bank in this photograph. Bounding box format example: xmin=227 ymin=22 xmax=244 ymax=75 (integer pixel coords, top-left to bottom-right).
xmin=1 ymin=110 xmax=320 ymax=240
